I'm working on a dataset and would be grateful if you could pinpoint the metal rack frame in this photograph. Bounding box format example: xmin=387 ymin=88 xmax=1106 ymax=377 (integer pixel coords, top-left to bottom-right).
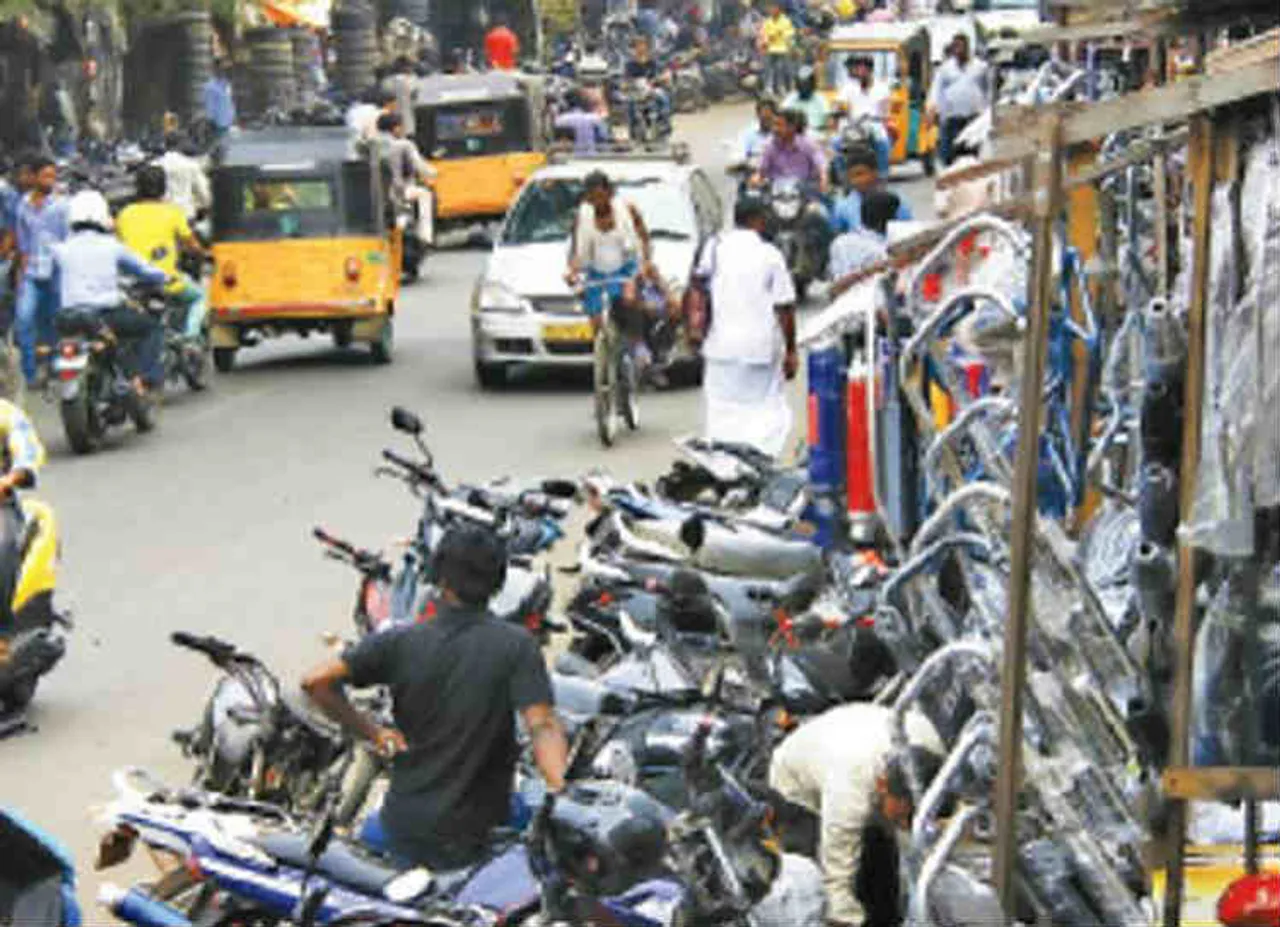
xmin=973 ymin=24 xmax=1280 ymax=923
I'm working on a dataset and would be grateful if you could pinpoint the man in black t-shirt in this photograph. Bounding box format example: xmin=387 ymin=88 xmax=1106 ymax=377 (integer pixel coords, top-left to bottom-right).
xmin=303 ymin=525 xmax=567 ymax=869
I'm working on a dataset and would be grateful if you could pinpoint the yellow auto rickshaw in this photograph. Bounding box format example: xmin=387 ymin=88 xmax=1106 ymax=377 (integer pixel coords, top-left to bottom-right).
xmin=207 ymin=127 xmax=401 ymax=372
xmin=412 ymin=72 xmax=546 ymax=231
xmin=820 ymin=22 xmax=938 ymax=175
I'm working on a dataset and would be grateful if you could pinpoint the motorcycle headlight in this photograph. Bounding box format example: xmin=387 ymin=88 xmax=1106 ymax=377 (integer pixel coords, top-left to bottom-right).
xmin=475 ymin=281 xmax=529 ymax=314
xmin=590 ymin=739 xmax=639 ymax=785
xmin=774 ymin=199 xmax=800 ymax=221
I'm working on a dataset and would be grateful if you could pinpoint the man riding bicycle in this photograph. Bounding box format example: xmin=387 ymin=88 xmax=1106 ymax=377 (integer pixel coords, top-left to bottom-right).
xmin=564 ymin=171 xmax=654 ymax=341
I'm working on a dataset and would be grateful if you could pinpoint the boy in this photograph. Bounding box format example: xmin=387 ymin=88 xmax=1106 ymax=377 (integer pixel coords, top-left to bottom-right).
xmin=829 ymin=188 xmax=901 ymax=280
xmin=831 ymin=142 xmax=912 ymax=234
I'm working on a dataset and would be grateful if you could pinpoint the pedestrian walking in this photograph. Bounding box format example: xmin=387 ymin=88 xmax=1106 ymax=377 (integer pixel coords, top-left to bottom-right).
xmin=927 ymin=33 xmax=988 ymax=167
xmin=201 ymin=61 xmax=237 ymax=141
xmin=759 ymin=3 xmax=796 ymax=97
xmin=13 ymin=156 xmax=68 ymax=387
xmin=693 ymin=194 xmax=798 ymax=458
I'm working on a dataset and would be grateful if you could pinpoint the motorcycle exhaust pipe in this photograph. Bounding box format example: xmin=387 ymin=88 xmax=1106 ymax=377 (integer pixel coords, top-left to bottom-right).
xmin=99 ymin=884 xmax=192 ymax=927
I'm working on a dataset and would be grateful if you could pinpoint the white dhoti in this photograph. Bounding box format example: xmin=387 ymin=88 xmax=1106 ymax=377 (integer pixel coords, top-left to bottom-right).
xmin=702 ymin=358 xmax=792 ymax=459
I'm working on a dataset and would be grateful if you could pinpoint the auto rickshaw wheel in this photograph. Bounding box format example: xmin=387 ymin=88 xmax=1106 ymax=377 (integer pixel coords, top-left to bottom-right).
xmin=370 ymin=319 xmax=394 ymax=365
xmin=213 ymin=348 xmax=238 ymax=373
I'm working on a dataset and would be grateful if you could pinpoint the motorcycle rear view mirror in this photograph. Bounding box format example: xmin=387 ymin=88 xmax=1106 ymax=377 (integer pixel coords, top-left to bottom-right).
xmin=390 ymin=406 xmax=424 ymax=436
xmin=541 ymin=479 xmax=579 ymax=500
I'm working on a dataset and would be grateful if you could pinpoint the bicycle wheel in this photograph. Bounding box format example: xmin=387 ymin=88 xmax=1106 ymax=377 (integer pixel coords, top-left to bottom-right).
xmin=619 ymin=348 xmax=639 ymax=431
xmin=593 ymin=321 xmax=617 ymax=447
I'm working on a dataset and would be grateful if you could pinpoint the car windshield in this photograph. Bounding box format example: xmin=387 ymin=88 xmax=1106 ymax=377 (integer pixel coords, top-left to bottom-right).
xmin=501 ymin=176 xmax=695 ymax=246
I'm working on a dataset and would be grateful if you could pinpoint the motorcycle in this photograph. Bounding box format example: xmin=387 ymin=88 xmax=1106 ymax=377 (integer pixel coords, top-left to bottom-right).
xmin=168 ymin=631 xmax=363 ymax=817
xmin=669 ymin=52 xmax=707 ymax=113
xmin=98 ymin=769 xmax=690 ymax=927
xmin=625 ymin=79 xmax=673 ymax=146
xmin=130 ymin=282 xmax=213 ymax=393
xmin=762 ymin=177 xmax=823 ymax=301
xmin=0 ymin=493 xmax=71 ymax=730
xmin=50 ymin=300 xmax=160 ymax=454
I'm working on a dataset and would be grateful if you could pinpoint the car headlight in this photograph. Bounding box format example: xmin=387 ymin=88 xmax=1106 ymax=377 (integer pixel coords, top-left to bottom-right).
xmin=476 ymin=281 xmax=529 ymax=314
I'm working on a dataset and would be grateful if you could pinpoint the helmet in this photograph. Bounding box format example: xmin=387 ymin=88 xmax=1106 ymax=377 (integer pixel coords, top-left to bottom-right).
xmin=68 ymin=190 xmax=112 ymax=230
xmin=795 ymin=64 xmax=816 ymax=96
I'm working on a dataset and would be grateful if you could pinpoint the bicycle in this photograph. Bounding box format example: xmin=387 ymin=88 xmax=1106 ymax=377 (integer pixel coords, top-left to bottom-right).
xmin=578 ymin=274 xmax=643 ymax=448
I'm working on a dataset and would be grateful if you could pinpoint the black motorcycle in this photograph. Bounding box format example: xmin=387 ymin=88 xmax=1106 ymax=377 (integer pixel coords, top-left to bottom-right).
xmin=761 ymin=178 xmax=825 ymax=300
xmin=50 ymin=303 xmax=159 ymax=454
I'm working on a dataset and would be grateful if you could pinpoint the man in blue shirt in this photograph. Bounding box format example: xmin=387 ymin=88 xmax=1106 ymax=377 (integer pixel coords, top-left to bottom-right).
xmin=14 ymin=157 xmax=69 ymax=386
xmin=831 ymin=142 xmax=911 ymax=235
xmin=52 ymin=190 xmax=168 ymax=393
xmin=829 ymin=188 xmax=899 ymax=280
xmin=202 ymin=62 xmax=237 ymax=137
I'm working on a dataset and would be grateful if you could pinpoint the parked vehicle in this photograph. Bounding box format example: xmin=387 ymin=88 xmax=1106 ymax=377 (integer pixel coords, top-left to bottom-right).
xmin=207 ymin=127 xmax=401 ymax=371
xmin=0 ymin=808 xmax=81 ymax=927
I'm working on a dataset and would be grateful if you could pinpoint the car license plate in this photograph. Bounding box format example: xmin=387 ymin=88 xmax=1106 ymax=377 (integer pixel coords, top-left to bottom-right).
xmin=542 ymin=321 xmax=592 ymax=344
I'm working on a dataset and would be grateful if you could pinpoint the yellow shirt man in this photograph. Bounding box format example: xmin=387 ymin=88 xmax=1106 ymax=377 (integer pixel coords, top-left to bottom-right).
xmin=116 ymin=200 xmax=191 ymax=293
xmin=760 ymin=10 xmax=796 ymax=56
xmin=835 ymin=0 xmax=857 ymax=20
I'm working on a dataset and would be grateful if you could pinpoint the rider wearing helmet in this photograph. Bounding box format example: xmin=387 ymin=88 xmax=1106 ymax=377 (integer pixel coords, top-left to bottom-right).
xmin=51 ymin=191 xmax=167 ymax=395
xmin=303 ymin=523 xmax=568 ymax=870
xmin=116 ymin=165 xmax=208 ymax=346
xmin=782 ymin=65 xmax=831 ymax=137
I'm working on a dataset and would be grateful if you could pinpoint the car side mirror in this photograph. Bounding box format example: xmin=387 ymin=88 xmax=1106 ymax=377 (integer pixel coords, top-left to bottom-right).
xmin=390 ymin=406 xmax=424 ymax=435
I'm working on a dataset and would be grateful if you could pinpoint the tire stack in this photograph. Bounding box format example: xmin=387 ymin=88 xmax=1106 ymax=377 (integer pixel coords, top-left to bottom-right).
xmin=291 ymin=29 xmax=323 ymax=107
xmin=332 ymin=5 xmax=379 ymax=101
xmin=384 ymin=0 xmax=430 ymax=28
xmin=245 ymin=27 xmax=298 ymax=116
xmin=174 ymin=10 xmax=215 ymax=123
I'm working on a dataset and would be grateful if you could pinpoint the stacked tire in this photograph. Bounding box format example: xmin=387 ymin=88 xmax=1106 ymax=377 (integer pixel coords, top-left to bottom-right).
xmin=245 ymin=27 xmax=298 ymax=115
xmin=174 ymin=10 xmax=214 ymax=123
xmin=333 ymin=5 xmax=378 ymax=100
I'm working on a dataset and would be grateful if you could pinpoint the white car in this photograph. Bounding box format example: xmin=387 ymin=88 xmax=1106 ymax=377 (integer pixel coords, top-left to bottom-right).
xmin=470 ymin=154 xmax=723 ymax=388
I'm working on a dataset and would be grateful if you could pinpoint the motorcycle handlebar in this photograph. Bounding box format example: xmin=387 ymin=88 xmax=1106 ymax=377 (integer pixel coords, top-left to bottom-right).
xmin=170 ymin=631 xmax=238 ymax=664
xmin=381 ymin=448 xmax=437 ymax=487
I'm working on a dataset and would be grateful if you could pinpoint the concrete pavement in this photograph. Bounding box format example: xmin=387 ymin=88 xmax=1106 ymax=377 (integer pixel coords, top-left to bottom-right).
xmin=1 ymin=102 xmax=933 ymax=912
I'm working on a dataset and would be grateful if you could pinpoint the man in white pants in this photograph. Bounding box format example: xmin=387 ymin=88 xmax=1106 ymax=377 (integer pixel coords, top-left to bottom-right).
xmin=695 ymin=194 xmax=798 ymax=458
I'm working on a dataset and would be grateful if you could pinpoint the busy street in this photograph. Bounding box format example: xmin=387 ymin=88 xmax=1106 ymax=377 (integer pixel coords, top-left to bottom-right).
xmin=1 ymin=0 xmax=1278 ymax=926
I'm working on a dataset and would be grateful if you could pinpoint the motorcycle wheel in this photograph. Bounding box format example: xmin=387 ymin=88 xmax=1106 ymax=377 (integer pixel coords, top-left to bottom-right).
xmin=213 ymin=347 xmax=237 ymax=373
xmin=183 ymin=330 xmax=213 ymax=392
xmin=60 ymin=385 xmax=102 ymax=455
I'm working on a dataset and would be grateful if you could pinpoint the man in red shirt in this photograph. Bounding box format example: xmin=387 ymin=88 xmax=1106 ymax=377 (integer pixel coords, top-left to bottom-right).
xmin=484 ymin=17 xmax=519 ymax=70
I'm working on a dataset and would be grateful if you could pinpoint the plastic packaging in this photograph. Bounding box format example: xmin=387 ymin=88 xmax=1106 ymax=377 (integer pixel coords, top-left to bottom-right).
xmin=1190 ymin=567 xmax=1252 ymax=767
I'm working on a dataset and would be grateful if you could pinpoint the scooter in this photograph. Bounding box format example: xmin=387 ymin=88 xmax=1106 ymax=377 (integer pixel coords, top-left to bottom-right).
xmin=0 ymin=493 xmax=71 ymax=735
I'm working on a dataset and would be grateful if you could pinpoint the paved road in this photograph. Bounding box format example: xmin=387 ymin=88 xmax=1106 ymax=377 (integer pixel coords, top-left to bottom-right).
xmin=2 ymin=102 xmax=932 ymax=906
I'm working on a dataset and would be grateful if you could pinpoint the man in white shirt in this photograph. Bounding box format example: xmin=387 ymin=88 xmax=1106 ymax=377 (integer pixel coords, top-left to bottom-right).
xmin=694 ymin=195 xmax=798 ymax=458
xmin=156 ymin=135 xmax=211 ymax=222
xmin=838 ymin=55 xmax=892 ymax=175
xmin=927 ymin=33 xmax=989 ymax=167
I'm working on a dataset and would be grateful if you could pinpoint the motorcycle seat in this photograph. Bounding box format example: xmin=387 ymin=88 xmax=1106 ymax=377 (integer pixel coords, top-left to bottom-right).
xmin=255 ymin=831 xmax=404 ymax=896
xmin=54 ymin=307 xmax=112 ymax=336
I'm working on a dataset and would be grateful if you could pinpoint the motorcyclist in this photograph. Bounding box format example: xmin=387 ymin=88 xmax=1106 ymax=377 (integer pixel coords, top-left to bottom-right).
xmin=623 ymin=36 xmax=671 ymax=137
xmin=731 ymin=97 xmax=778 ymax=170
xmin=376 ymin=111 xmax=437 ymax=253
xmin=115 ymin=165 xmax=208 ymax=348
xmin=303 ymin=524 xmax=568 ymax=871
xmin=0 ymin=386 xmax=45 ymax=659
xmin=50 ymin=191 xmax=168 ymax=396
xmin=838 ymin=55 xmax=892 ymax=176
xmin=553 ymin=89 xmax=609 ymax=154
xmin=782 ymin=65 xmax=831 ymax=138
xmin=753 ymin=107 xmax=831 ymax=275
